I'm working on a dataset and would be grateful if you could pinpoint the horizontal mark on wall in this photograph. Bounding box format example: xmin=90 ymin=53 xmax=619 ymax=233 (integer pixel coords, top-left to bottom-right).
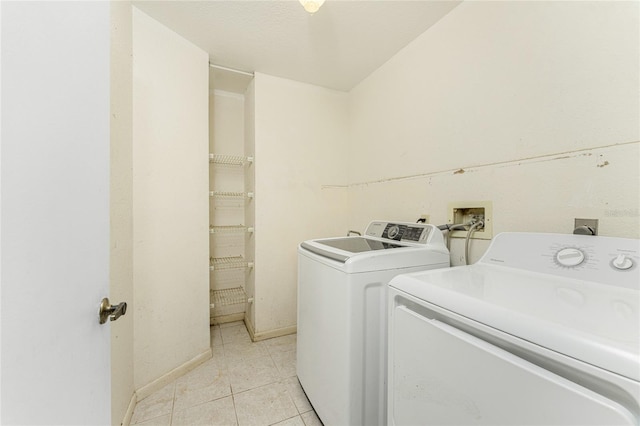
xmin=320 ymin=184 xmax=348 ymax=189
xmin=604 ymin=208 xmax=640 ymax=218
xmin=341 ymin=140 xmax=639 ymax=188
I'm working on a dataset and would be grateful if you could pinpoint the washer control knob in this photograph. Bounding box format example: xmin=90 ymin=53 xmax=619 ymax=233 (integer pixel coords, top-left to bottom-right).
xmin=612 ymin=254 xmax=633 ymax=270
xmin=556 ymin=248 xmax=585 ymax=267
xmin=387 ymin=225 xmax=400 ymax=239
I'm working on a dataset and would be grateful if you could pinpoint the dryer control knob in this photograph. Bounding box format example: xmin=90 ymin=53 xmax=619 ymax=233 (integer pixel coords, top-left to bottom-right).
xmin=556 ymin=248 xmax=585 ymax=267
xmin=612 ymin=254 xmax=633 ymax=270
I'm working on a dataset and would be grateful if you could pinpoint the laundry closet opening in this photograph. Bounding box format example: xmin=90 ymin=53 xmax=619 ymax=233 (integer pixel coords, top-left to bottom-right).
xmin=208 ymin=64 xmax=255 ymax=329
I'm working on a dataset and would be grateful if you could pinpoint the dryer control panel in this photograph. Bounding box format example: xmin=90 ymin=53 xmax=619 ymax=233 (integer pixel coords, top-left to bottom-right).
xmin=365 ymin=221 xmax=433 ymax=243
xmin=480 ymin=232 xmax=639 ymax=289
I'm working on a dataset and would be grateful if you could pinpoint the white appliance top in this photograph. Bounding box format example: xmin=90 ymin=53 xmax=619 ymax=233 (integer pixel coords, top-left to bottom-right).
xmin=389 ymin=232 xmax=640 ymax=381
xmin=299 ymin=221 xmax=449 ymax=273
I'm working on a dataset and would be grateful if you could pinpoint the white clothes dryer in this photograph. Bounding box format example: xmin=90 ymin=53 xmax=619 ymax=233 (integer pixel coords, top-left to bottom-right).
xmin=297 ymin=221 xmax=449 ymax=426
xmin=388 ymin=232 xmax=640 ymax=425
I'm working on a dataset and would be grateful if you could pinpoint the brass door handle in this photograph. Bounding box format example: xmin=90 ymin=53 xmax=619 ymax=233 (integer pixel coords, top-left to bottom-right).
xmin=99 ymin=298 xmax=127 ymax=324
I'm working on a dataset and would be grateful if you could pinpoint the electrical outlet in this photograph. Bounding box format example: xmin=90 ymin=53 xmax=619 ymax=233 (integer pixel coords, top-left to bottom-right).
xmin=447 ymin=201 xmax=493 ymax=239
xmin=574 ymin=218 xmax=598 ymax=235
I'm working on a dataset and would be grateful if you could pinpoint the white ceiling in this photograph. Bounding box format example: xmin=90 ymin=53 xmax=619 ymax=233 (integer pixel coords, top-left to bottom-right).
xmin=132 ymin=1 xmax=461 ymax=92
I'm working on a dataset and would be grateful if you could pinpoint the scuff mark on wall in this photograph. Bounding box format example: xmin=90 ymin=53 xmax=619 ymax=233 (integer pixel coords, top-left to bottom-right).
xmin=596 ymin=154 xmax=610 ymax=168
xmin=348 ymin=140 xmax=638 ymax=188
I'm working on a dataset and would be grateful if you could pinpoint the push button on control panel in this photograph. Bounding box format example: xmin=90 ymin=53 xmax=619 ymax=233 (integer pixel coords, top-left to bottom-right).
xmin=403 ymin=227 xmax=425 ymax=242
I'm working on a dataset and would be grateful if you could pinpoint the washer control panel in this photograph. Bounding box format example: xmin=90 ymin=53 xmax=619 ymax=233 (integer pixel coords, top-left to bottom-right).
xmin=364 ymin=221 xmax=433 ymax=244
xmin=481 ymin=232 xmax=639 ymax=289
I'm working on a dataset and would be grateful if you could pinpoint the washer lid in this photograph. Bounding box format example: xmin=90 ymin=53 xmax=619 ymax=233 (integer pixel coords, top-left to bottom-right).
xmin=300 ymin=237 xmax=412 ymax=264
xmin=390 ymin=264 xmax=640 ymax=382
xmin=299 ymin=238 xmax=449 ymax=273
xmin=302 ymin=237 xmax=405 ymax=261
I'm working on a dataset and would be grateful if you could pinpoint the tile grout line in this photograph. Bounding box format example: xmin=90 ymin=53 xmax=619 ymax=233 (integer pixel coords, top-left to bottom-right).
xmin=268 ymin=414 xmax=301 ymax=426
xmin=231 ymin=391 xmax=241 ymax=426
xmin=222 ymin=331 xmax=242 ymax=426
xmin=169 ymin=379 xmax=177 ymax=426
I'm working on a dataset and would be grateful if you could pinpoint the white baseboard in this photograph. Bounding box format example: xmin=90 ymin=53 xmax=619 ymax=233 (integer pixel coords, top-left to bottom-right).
xmin=247 ymin=322 xmax=297 ymax=342
xmin=121 ymin=392 xmax=136 ymax=426
xmin=244 ymin=316 xmax=256 ymax=340
xmin=210 ymin=312 xmax=244 ymax=325
xmin=135 ymin=348 xmax=213 ymax=401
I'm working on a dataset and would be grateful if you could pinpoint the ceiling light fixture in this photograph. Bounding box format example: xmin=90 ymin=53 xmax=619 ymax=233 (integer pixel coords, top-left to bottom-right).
xmin=299 ymin=0 xmax=325 ymax=14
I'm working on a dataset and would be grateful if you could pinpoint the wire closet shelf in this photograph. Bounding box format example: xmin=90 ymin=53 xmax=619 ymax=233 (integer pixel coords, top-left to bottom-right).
xmin=210 ymin=255 xmax=254 ymax=271
xmin=209 ymin=287 xmax=252 ymax=309
xmin=210 ymin=191 xmax=254 ymax=199
xmin=209 ymin=225 xmax=255 ymax=234
xmin=209 ymin=154 xmax=254 ymax=166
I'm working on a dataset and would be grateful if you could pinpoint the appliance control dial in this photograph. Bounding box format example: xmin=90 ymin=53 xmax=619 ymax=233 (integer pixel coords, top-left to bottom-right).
xmin=556 ymin=247 xmax=585 ymax=267
xmin=612 ymin=254 xmax=634 ymax=270
xmin=387 ymin=225 xmax=400 ymax=240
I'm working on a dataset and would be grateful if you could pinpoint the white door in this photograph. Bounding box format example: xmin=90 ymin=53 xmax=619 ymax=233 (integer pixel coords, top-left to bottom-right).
xmin=1 ymin=2 xmax=112 ymax=424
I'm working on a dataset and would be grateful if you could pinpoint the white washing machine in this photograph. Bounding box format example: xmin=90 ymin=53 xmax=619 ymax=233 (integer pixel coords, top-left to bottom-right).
xmin=388 ymin=232 xmax=640 ymax=425
xmin=297 ymin=221 xmax=450 ymax=426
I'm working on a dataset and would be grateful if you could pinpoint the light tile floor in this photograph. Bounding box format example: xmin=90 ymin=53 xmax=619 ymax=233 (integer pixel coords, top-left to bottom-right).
xmin=131 ymin=321 xmax=322 ymax=426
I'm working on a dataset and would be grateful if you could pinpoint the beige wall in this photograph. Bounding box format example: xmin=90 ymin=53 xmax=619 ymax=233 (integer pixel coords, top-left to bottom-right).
xmin=347 ymin=1 xmax=640 ymax=264
xmin=123 ymin=0 xmax=639 ymax=348
xmin=211 ymin=91 xmax=245 ymax=155
xmin=110 ymin=2 xmax=134 ymax=424
xmin=132 ymin=7 xmax=211 ymax=389
xmin=252 ymin=73 xmax=350 ymax=337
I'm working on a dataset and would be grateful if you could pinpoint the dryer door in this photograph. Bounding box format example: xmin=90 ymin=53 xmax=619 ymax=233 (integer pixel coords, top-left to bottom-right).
xmin=388 ymin=304 xmax=637 ymax=426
